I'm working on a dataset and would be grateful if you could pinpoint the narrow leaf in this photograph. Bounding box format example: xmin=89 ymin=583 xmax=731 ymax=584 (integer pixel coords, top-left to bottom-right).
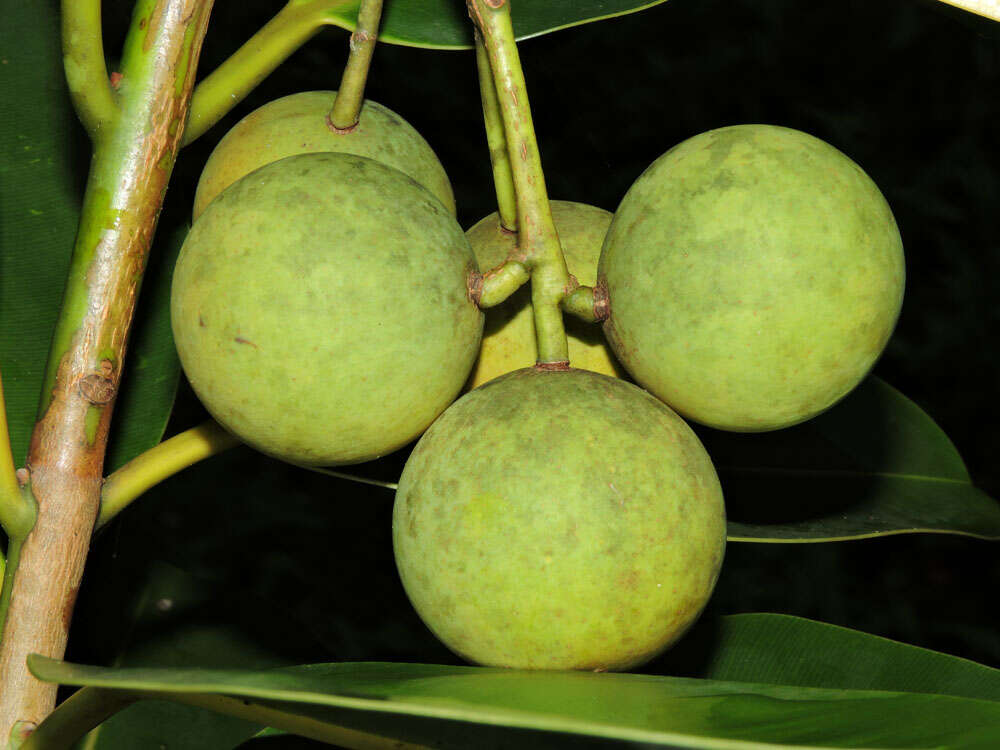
xmin=31 ymin=654 xmax=1000 ymax=749
xmin=316 ymin=0 xmax=998 ymax=50
xmin=320 ymin=0 xmax=673 ymax=50
xmin=701 ymin=378 xmax=1000 ymax=541
xmin=670 ymin=613 xmax=1000 ymax=701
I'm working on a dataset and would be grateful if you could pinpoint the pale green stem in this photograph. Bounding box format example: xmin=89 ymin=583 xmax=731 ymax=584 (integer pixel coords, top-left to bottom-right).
xmin=0 ymin=373 xmax=33 ymax=540
xmin=475 ymin=32 xmax=517 ymax=231
xmin=61 ymin=0 xmax=119 ymax=141
xmin=328 ymin=0 xmax=384 ymax=129
xmin=561 ymin=285 xmax=600 ymax=323
xmin=470 ymin=0 xmax=570 ymax=364
xmin=0 ymin=1 xmax=214 ymax=735
xmin=183 ymin=0 xmax=353 ymax=146
xmin=478 ymin=260 xmax=530 ymax=308
xmin=97 ymin=421 xmax=240 ymax=530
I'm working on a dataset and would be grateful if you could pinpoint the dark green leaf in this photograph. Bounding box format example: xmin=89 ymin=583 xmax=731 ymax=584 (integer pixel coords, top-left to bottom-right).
xmin=700 ymin=378 xmax=1000 ymax=541
xmin=318 ymin=0 xmax=999 ymax=50
xmin=32 ymin=650 xmax=1000 ymax=750
xmin=322 ymin=0 xmax=672 ymax=50
xmin=671 ymin=613 xmax=1000 ymax=701
xmin=0 ymin=0 xmax=181 ymax=473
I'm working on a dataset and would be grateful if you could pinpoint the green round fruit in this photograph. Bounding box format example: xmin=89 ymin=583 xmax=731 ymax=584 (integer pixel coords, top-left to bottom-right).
xmin=466 ymin=201 xmax=625 ymax=388
xmin=393 ymin=367 xmax=726 ymax=671
xmin=172 ymin=152 xmax=483 ymax=466
xmin=192 ymin=91 xmax=455 ymax=220
xmin=599 ymin=124 xmax=905 ymax=431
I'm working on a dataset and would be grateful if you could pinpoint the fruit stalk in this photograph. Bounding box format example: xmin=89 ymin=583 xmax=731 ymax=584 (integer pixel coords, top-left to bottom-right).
xmin=329 ymin=0 xmax=384 ymax=130
xmin=478 ymin=259 xmax=530 ymax=307
xmin=183 ymin=0 xmax=353 ymax=146
xmin=469 ymin=0 xmax=571 ymax=364
xmin=561 ymin=285 xmax=601 ymax=323
xmin=0 ymin=0 xmax=213 ymax=740
xmin=475 ymin=31 xmax=517 ymax=231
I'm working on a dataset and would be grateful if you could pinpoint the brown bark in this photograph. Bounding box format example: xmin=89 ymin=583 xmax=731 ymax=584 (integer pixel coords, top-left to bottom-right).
xmin=0 ymin=1 xmax=214 ymax=741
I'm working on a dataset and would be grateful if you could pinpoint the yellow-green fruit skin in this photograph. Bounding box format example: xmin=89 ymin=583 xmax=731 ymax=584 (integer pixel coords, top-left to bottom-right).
xmin=599 ymin=124 xmax=905 ymax=432
xmin=172 ymin=152 xmax=483 ymax=466
xmin=393 ymin=367 xmax=726 ymax=671
xmin=466 ymin=202 xmax=625 ymax=388
xmin=192 ymin=91 xmax=456 ymax=220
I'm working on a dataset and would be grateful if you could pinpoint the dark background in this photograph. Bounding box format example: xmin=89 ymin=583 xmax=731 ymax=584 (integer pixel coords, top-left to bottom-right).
xmin=74 ymin=0 xmax=1000 ymax=689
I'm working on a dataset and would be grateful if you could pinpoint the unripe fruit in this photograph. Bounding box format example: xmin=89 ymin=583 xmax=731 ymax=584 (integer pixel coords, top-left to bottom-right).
xmin=393 ymin=367 xmax=726 ymax=671
xmin=172 ymin=152 xmax=483 ymax=465
xmin=599 ymin=124 xmax=905 ymax=431
xmin=465 ymin=201 xmax=625 ymax=388
xmin=192 ymin=91 xmax=456 ymax=220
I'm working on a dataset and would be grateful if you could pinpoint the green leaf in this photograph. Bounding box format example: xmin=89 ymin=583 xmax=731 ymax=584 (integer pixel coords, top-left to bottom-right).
xmin=30 ymin=650 xmax=1000 ymax=750
xmin=0 ymin=0 xmax=181 ymax=473
xmin=314 ymin=0 xmax=1000 ymax=50
xmin=673 ymin=613 xmax=1000 ymax=701
xmin=318 ymin=0 xmax=672 ymax=50
xmin=700 ymin=377 xmax=1000 ymax=542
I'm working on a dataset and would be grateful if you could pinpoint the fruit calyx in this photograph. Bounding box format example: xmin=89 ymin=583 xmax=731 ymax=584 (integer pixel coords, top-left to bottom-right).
xmin=325 ymin=111 xmax=358 ymax=135
xmin=534 ymin=361 xmax=571 ymax=372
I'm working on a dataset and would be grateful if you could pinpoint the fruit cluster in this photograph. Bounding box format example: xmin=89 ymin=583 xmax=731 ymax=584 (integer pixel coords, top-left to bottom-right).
xmin=171 ymin=92 xmax=904 ymax=671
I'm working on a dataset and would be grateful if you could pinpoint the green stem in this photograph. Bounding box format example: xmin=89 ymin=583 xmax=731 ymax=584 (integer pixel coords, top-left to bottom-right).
xmin=0 ymin=374 xmax=32 ymax=540
xmin=184 ymin=0 xmax=353 ymax=146
xmin=475 ymin=31 xmax=517 ymax=231
xmin=478 ymin=260 xmax=530 ymax=308
xmin=470 ymin=0 xmax=570 ymax=364
xmin=561 ymin=285 xmax=601 ymax=323
xmin=328 ymin=0 xmax=384 ymax=130
xmin=61 ymin=0 xmax=119 ymax=141
xmin=0 ymin=0 xmax=214 ymax=737
xmin=97 ymin=421 xmax=239 ymax=531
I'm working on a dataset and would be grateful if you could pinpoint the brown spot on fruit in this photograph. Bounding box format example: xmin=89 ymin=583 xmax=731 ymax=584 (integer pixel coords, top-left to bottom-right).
xmin=234 ymin=337 xmax=258 ymax=349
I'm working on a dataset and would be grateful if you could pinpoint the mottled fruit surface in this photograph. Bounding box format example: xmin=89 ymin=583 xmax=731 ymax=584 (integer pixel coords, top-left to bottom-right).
xmin=393 ymin=367 xmax=726 ymax=670
xmin=466 ymin=202 xmax=624 ymax=388
xmin=172 ymin=152 xmax=483 ymax=465
xmin=192 ymin=91 xmax=455 ymax=219
xmin=599 ymin=124 xmax=905 ymax=431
